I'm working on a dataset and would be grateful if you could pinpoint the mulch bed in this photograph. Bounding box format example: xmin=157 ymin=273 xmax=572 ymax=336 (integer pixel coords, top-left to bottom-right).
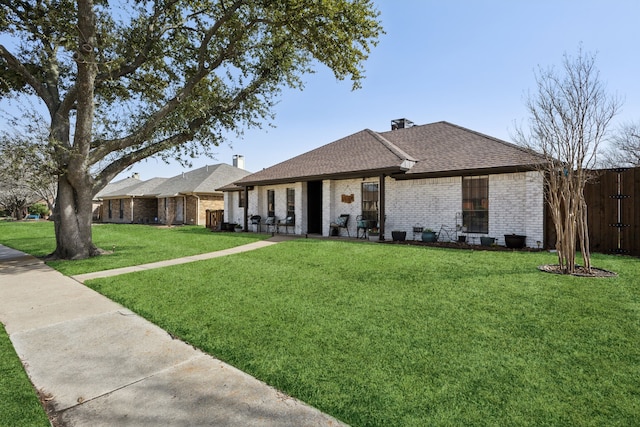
xmin=537 ymin=264 xmax=618 ymax=278
xmin=380 ymin=239 xmax=545 ymax=252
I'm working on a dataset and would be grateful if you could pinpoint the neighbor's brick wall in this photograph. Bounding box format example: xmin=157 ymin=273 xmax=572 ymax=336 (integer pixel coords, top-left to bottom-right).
xmin=131 ymin=198 xmax=158 ymax=223
xmin=198 ymin=194 xmax=224 ymax=225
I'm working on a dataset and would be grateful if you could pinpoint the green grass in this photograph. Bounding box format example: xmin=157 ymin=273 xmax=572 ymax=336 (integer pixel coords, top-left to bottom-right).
xmin=83 ymin=239 xmax=640 ymax=426
xmin=0 ymin=221 xmax=267 ymax=275
xmin=0 ymin=325 xmax=50 ymax=426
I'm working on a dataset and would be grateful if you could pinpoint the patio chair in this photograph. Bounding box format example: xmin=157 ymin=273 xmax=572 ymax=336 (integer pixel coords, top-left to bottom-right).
xmin=264 ymin=216 xmax=277 ymax=234
xmin=250 ymin=215 xmax=262 ymax=232
xmin=278 ymin=215 xmax=295 ymax=234
xmin=356 ymin=215 xmax=370 ymax=239
xmin=329 ymin=214 xmax=350 ymax=237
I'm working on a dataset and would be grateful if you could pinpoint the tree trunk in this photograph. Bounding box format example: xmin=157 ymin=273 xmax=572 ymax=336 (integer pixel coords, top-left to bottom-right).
xmin=51 ymin=175 xmax=98 ymax=260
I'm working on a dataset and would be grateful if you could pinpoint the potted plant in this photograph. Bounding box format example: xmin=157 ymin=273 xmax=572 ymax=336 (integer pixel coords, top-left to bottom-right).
xmin=480 ymin=236 xmax=495 ymax=246
xmin=391 ymin=230 xmax=407 ymax=242
xmin=422 ymin=228 xmax=437 ymax=243
xmin=504 ymin=234 xmax=526 ymax=249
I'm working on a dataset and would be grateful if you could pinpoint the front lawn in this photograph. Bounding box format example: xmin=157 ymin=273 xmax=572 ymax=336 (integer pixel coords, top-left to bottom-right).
xmin=0 ymin=221 xmax=267 ymax=275
xmin=86 ymin=239 xmax=640 ymax=426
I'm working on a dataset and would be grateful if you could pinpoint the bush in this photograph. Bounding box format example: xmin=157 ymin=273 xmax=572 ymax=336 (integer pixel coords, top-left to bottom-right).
xmin=28 ymin=203 xmax=49 ymax=218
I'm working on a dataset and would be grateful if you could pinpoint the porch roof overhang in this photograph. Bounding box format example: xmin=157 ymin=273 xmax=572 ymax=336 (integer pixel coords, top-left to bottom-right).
xmin=235 ymin=165 xmax=408 ymax=187
xmin=391 ymin=164 xmax=541 ymax=180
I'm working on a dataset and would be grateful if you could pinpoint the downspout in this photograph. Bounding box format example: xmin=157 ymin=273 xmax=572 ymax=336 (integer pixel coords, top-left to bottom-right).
xmin=379 ymin=173 xmax=386 ymax=241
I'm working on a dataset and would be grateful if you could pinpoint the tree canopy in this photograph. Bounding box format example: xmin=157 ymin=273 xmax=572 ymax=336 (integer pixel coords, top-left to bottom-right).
xmin=0 ymin=0 xmax=383 ymax=259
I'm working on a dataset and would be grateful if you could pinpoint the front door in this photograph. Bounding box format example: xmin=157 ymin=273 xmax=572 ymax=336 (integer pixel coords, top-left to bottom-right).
xmin=307 ymin=181 xmax=323 ymax=234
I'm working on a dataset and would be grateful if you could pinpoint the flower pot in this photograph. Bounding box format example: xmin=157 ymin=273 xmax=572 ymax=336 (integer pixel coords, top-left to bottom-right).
xmin=458 ymin=235 xmax=466 ymax=243
xmin=392 ymin=231 xmax=406 ymax=242
xmin=480 ymin=237 xmax=495 ymax=246
xmin=422 ymin=231 xmax=437 ymax=243
xmin=504 ymin=234 xmax=526 ymax=249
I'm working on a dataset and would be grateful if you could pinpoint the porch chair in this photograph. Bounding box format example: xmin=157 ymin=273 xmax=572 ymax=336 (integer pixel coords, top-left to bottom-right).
xmin=329 ymin=214 xmax=350 ymax=237
xmin=250 ymin=215 xmax=262 ymax=232
xmin=264 ymin=216 xmax=277 ymax=234
xmin=278 ymin=215 xmax=295 ymax=234
xmin=356 ymin=215 xmax=370 ymax=239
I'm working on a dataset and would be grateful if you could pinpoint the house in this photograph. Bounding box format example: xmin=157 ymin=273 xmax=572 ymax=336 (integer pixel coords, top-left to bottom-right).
xmin=97 ymin=159 xmax=251 ymax=226
xmin=97 ymin=177 xmax=167 ymax=224
xmin=224 ymin=120 xmax=548 ymax=247
xmin=93 ymin=173 xmax=144 ymax=221
xmin=155 ymin=162 xmax=250 ymax=226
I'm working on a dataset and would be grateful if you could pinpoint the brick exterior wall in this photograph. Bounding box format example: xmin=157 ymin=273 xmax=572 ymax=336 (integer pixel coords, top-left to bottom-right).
xmin=100 ymin=198 xmax=158 ymax=224
xmin=242 ymin=171 xmax=545 ymax=247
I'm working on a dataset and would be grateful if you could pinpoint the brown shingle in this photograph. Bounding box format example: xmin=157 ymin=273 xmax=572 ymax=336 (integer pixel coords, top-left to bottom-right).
xmin=236 ymin=121 xmax=545 ymax=185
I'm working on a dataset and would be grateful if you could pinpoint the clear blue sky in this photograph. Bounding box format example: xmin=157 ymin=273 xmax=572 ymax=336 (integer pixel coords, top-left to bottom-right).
xmin=3 ymin=1 xmax=640 ymax=180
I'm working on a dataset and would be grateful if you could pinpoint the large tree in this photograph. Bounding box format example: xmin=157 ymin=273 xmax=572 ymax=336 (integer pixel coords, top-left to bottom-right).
xmin=0 ymin=0 xmax=382 ymax=259
xmin=514 ymin=47 xmax=620 ymax=274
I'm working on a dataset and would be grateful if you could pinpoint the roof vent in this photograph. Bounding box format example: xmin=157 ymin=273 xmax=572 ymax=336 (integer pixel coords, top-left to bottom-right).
xmin=391 ymin=118 xmax=414 ymax=130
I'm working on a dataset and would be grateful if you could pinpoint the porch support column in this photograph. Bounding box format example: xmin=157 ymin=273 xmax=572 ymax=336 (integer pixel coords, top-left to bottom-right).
xmin=379 ymin=173 xmax=386 ymax=241
xmin=243 ymin=186 xmax=249 ymax=232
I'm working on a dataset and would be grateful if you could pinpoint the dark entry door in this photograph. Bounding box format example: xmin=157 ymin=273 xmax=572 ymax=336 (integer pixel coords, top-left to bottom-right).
xmin=307 ymin=181 xmax=323 ymax=234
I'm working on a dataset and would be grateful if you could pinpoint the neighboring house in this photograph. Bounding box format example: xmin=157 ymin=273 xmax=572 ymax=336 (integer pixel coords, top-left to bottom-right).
xmin=97 ymin=160 xmax=251 ymax=226
xmin=98 ymin=177 xmax=168 ymax=224
xmin=226 ymin=120 xmax=548 ymax=247
xmin=155 ymin=162 xmax=250 ymax=226
xmin=93 ymin=174 xmax=143 ymax=220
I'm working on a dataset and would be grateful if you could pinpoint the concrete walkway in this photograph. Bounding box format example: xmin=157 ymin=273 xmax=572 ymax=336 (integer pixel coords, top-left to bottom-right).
xmin=0 ymin=241 xmax=346 ymax=426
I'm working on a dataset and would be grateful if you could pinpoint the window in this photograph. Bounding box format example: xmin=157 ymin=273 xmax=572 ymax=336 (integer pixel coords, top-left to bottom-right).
xmin=267 ymin=190 xmax=275 ymax=217
xmin=108 ymin=200 xmax=112 ymax=219
xmin=462 ymin=176 xmax=488 ymax=233
xmin=361 ymin=182 xmax=379 ymax=222
xmin=286 ymin=188 xmax=295 ymax=218
xmin=238 ymin=190 xmax=245 ymax=208
xmin=119 ymin=199 xmax=124 ymax=219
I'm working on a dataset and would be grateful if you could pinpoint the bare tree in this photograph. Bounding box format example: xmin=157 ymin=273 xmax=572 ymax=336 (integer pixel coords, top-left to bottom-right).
xmin=601 ymin=121 xmax=640 ymax=167
xmin=514 ymin=47 xmax=621 ymax=274
xmin=0 ymin=131 xmax=58 ymax=215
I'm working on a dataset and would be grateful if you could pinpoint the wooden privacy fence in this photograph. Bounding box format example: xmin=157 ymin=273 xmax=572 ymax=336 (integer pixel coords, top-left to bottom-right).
xmin=584 ymin=168 xmax=639 ymax=256
xmin=544 ymin=167 xmax=640 ymax=256
xmin=205 ymin=209 xmax=224 ymax=230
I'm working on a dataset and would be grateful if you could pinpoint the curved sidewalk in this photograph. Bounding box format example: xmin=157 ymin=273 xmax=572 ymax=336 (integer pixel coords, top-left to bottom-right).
xmin=0 ymin=241 xmax=345 ymax=427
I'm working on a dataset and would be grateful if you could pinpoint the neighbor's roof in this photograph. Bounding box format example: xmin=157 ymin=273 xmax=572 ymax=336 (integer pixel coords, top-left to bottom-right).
xmin=94 ymin=176 xmax=141 ymax=200
xmin=235 ymin=121 xmax=546 ymax=186
xmin=156 ymin=163 xmax=251 ymax=198
xmin=98 ymin=177 xmax=168 ymax=199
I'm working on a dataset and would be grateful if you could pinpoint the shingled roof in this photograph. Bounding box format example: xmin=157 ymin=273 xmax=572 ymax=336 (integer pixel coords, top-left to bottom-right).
xmin=156 ymin=163 xmax=251 ymax=197
xmin=235 ymin=121 xmax=545 ymax=186
xmin=98 ymin=177 xmax=168 ymax=199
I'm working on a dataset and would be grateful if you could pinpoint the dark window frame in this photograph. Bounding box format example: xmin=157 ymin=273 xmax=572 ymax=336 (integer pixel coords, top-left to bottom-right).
xmin=286 ymin=188 xmax=295 ymax=218
xmin=361 ymin=182 xmax=379 ymax=223
xmin=267 ymin=190 xmax=275 ymax=217
xmin=462 ymin=176 xmax=489 ymax=233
